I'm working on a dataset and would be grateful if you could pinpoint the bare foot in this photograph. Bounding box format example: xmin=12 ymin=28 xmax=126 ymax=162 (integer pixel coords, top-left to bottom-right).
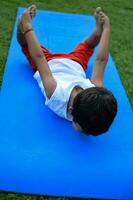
xmin=94 ymin=7 xmax=103 ymax=35
xmin=18 ymin=5 xmax=36 ymax=33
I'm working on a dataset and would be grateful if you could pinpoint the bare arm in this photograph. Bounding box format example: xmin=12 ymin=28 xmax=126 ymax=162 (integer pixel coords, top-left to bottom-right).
xmin=91 ymin=13 xmax=110 ymax=87
xmin=21 ymin=10 xmax=57 ymax=99
xmin=17 ymin=20 xmax=27 ymax=46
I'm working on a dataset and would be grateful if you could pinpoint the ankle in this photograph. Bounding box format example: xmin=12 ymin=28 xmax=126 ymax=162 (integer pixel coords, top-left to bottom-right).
xmin=94 ymin=27 xmax=103 ymax=36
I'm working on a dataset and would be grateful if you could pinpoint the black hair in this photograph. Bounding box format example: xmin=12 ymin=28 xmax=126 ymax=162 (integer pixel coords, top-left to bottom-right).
xmin=71 ymin=87 xmax=117 ymax=136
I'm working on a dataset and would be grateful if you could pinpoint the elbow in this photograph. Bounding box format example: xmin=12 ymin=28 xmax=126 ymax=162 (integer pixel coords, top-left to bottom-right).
xmin=31 ymin=53 xmax=44 ymax=61
xmin=95 ymin=53 xmax=109 ymax=64
xmin=95 ymin=57 xmax=107 ymax=64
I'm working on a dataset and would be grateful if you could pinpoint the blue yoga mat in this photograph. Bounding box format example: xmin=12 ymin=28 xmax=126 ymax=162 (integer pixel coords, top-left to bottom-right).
xmin=0 ymin=8 xmax=133 ymax=199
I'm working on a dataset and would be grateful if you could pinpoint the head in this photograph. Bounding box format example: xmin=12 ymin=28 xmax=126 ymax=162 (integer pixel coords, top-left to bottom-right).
xmin=71 ymin=87 xmax=117 ymax=136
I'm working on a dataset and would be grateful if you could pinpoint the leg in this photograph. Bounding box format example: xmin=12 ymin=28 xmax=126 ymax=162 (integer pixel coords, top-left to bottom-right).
xmin=64 ymin=7 xmax=104 ymax=70
xmin=84 ymin=7 xmax=103 ymax=48
xmin=68 ymin=42 xmax=94 ymax=70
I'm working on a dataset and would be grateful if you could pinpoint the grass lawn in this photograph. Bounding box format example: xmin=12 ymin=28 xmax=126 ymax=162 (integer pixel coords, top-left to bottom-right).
xmin=0 ymin=0 xmax=133 ymax=199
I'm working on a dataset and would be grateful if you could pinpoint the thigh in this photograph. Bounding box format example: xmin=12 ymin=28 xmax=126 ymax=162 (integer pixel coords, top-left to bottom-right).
xmin=22 ymin=45 xmax=54 ymax=72
xmin=68 ymin=42 xmax=94 ymax=70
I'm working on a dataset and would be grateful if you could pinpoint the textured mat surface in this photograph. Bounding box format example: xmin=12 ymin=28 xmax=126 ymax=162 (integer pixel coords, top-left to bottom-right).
xmin=0 ymin=8 xmax=133 ymax=199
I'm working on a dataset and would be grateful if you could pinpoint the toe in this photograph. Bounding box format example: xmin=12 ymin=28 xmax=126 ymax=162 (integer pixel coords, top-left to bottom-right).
xmin=30 ymin=5 xmax=36 ymax=11
xmin=96 ymin=7 xmax=102 ymax=13
xmin=99 ymin=11 xmax=105 ymax=17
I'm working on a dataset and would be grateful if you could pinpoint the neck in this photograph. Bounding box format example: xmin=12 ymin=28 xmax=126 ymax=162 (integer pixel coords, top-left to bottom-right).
xmin=67 ymin=86 xmax=83 ymax=114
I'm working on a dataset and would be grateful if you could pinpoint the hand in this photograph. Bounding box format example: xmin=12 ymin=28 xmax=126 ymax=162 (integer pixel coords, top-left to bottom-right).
xmin=99 ymin=11 xmax=110 ymax=29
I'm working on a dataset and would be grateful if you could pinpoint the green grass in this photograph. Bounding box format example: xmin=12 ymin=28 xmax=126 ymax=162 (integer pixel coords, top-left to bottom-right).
xmin=0 ymin=193 xmax=92 ymax=200
xmin=0 ymin=0 xmax=132 ymax=199
xmin=0 ymin=193 xmax=96 ymax=200
xmin=0 ymin=0 xmax=133 ymax=106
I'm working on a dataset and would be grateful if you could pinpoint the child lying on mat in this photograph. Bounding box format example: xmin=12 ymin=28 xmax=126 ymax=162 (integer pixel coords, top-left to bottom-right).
xmin=17 ymin=5 xmax=117 ymax=136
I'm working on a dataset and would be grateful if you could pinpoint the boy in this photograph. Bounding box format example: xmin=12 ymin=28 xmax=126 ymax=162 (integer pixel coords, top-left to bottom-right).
xmin=17 ymin=5 xmax=117 ymax=136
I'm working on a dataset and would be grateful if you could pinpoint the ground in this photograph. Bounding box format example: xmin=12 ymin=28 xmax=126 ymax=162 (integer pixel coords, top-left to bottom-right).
xmin=0 ymin=0 xmax=133 ymax=199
